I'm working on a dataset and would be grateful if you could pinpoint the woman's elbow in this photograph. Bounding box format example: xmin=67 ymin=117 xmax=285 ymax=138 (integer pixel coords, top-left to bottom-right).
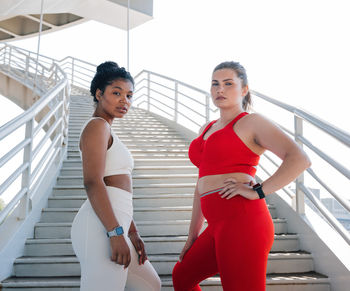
xmin=83 ymin=178 xmax=104 ymax=192
xmin=287 ymin=146 xmax=311 ymax=171
xmin=305 ymin=155 xmax=312 ymax=168
xmin=299 ymin=149 xmax=311 ymax=170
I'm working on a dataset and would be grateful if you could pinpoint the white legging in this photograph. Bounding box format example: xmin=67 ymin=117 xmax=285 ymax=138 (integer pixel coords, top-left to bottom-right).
xmin=71 ymin=186 xmax=161 ymax=291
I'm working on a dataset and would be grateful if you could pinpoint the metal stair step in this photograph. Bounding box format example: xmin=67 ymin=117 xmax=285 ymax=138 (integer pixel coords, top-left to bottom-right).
xmin=45 ymin=195 xmax=277 ymax=218
xmin=137 ymin=218 xmax=288 ymax=236
xmin=68 ymin=126 xmax=170 ymax=133
xmin=0 ymin=277 xmax=81 ymax=290
xmin=68 ymin=131 xmax=181 ymax=138
xmin=48 ymin=192 xmax=279 ymax=212
xmin=67 ymin=141 xmax=190 ymax=149
xmin=69 ymin=117 xmax=157 ymax=121
xmin=14 ymin=257 xmax=81 ymax=277
xmin=145 ymin=253 xmax=316 ymax=275
xmin=68 ymin=135 xmax=186 ymax=140
xmin=60 ymin=165 xmax=197 ymax=175
xmin=160 ymin=272 xmax=330 ymax=291
xmin=68 ymin=127 xmax=174 ymax=134
xmin=67 ymin=145 xmax=190 ymax=152
xmin=48 ymin=193 xmax=196 ymax=207
xmin=25 ymin=239 xmax=73 ymax=257
xmin=34 ymin=219 xmax=288 ymax=239
xmin=13 ymin=252 xmax=315 ymax=277
xmin=68 ymin=122 xmax=169 ymax=128
xmin=68 ymin=148 xmax=188 ymax=154
xmin=68 ymin=134 xmax=186 ymax=141
xmin=24 ymin=233 xmax=299 ymax=257
xmin=0 ymin=272 xmax=330 ymax=291
xmin=52 ymin=183 xmax=197 ymax=195
xmin=133 ymin=158 xmax=193 ymax=166
xmin=67 ymin=152 xmax=189 ymax=159
xmin=40 ymin=206 xmax=195 ymax=222
xmin=56 ymin=174 xmax=198 ymax=186
xmin=62 ymin=158 xmax=193 ymax=168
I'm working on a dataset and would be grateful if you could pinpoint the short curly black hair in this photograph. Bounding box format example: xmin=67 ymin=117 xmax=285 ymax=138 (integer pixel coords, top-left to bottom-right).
xmin=90 ymin=61 xmax=134 ymax=103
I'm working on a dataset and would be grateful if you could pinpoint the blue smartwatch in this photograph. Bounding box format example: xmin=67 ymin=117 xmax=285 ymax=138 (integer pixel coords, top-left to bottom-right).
xmin=106 ymin=226 xmax=124 ymax=238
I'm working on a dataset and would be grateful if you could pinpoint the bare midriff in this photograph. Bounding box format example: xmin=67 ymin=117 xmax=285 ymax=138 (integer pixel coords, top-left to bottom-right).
xmin=103 ymin=174 xmax=133 ymax=193
xmin=197 ymin=172 xmax=255 ymax=195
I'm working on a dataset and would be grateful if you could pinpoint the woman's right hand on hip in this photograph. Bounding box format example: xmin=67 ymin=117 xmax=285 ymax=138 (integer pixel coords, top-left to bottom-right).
xmin=110 ymin=236 xmax=131 ymax=269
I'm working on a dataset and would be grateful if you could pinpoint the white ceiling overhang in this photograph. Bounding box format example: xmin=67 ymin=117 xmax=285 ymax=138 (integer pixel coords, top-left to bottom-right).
xmin=0 ymin=0 xmax=153 ymax=42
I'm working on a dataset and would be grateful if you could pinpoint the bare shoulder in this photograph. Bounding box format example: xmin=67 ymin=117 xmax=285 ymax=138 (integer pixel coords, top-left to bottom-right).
xmin=81 ymin=118 xmax=110 ymax=138
xmin=241 ymin=112 xmax=277 ymax=130
xmin=80 ymin=118 xmax=110 ymax=151
xmin=244 ymin=112 xmax=269 ymax=123
xmin=198 ymin=121 xmax=212 ymax=135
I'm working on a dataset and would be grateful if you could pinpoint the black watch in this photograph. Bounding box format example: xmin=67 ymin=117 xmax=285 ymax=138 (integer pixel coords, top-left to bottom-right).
xmin=252 ymin=183 xmax=265 ymax=199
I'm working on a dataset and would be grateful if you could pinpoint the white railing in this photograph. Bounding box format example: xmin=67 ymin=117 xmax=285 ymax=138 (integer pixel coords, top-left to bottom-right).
xmin=0 ymin=43 xmax=70 ymax=224
xmin=0 ymin=43 xmax=96 ymax=93
xmin=133 ymin=70 xmax=350 ymax=245
xmin=133 ymin=70 xmax=219 ymax=130
xmin=1 ymin=44 xmax=348 ymax=246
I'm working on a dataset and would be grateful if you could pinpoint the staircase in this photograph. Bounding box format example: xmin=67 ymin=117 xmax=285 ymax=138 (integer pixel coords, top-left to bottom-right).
xmin=1 ymin=94 xmax=331 ymax=291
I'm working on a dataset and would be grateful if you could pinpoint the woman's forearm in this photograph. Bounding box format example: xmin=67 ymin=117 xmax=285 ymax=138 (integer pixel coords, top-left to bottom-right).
xmin=129 ymin=220 xmax=138 ymax=234
xmin=262 ymin=149 xmax=311 ymax=195
xmin=85 ymin=181 xmax=120 ymax=232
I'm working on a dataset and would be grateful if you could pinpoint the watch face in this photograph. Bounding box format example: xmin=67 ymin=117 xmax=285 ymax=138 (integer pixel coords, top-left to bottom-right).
xmin=116 ymin=226 xmax=124 ymax=235
xmin=107 ymin=226 xmax=124 ymax=237
xmin=253 ymin=183 xmax=261 ymax=189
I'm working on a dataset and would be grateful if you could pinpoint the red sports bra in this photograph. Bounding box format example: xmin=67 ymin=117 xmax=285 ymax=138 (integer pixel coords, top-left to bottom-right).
xmin=188 ymin=112 xmax=260 ymax=178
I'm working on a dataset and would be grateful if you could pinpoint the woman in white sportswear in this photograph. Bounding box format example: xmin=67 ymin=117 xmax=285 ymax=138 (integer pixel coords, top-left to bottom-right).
xmin=71 ymin=61 xmax=161 ymax=291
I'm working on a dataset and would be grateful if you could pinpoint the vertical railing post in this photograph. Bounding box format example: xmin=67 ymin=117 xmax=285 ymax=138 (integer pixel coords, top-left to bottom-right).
xmin=20 ymin=118 xmax=34 ymax=219
xmin=0 ymin=45 xmax=4 ymax=64
xmin=55 ymin=64 xmax=58 ymax=84
xmin=147 ymin=72 xmax=150 ymax=112
xmin=294 ymin=114 xmax=305 ymax=214
xmin=7 ymin=46 xmax=12 ymax=73
xmin=71 ymin=58 xmax=75 ymax=86
xmin=174 ymin=81 xmax=178 ymax=122
xmin=25 ymin=55 xmax=29 ymax=82
xmin=59 ymin=88 xmax=66 ymax=149
xmin=205 ymin=94 xmax=210 ymax=123
xmin=62 ymin=85 xmax=69 ymax=149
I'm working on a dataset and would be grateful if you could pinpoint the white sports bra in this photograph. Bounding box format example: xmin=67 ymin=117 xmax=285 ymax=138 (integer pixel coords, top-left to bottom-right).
xmin=79 ymin=117 xmax=134 ymax=177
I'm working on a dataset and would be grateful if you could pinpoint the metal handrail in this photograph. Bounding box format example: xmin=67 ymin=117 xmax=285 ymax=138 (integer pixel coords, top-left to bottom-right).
xmin=0 ymin=43 xmax=96 ymax=92
xmin=1 ymin=42 xmax=349 ymax=247
xmin=133 ymin=69 xmax=350 ymax=246
xmin=300 ymin=183 xmax=350 ymax=245
xmin=133 ymin=70 xmax=218 ymax=125
xmin=252 ymin=90 xmax=350 ymax=147
xmin=0 ymin=43 xmax=69 ymax=224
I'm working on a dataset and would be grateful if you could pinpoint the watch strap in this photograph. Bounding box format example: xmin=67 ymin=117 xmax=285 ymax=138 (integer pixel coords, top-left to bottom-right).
xmin=106 ymin=226 xmax=124 ymax=238
xmin=253 ymin=183 xmax=265 ymax=199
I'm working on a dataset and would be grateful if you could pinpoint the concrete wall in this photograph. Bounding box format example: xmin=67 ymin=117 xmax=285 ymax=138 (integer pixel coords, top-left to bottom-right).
xmin=267 ymin=193 xmax=350 ymax=291
xmin=0 ymin=71 xmax=58 ymax=135
xmin=0 ymin=71 xmax=36 ymax=110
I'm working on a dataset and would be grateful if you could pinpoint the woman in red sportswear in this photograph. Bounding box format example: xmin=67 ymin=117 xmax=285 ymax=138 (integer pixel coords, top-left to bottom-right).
xmin=172 ymin=61 xmax=311 ymax=291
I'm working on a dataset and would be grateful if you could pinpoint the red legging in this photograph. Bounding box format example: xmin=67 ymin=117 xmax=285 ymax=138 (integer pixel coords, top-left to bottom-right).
xmin=172 ymin=188 xmax=275 ymax=291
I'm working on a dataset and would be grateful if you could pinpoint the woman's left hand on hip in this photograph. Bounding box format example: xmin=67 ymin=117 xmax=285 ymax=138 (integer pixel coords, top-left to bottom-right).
xmin=219 ymin=178 xmax=258 ymax=200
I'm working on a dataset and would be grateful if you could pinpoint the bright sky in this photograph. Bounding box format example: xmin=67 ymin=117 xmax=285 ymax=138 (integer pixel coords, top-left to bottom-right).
xmin=4 ymin=0 xmax=350 ymax=130
xmin=1 ymin=0 xmax=349 ymax=203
